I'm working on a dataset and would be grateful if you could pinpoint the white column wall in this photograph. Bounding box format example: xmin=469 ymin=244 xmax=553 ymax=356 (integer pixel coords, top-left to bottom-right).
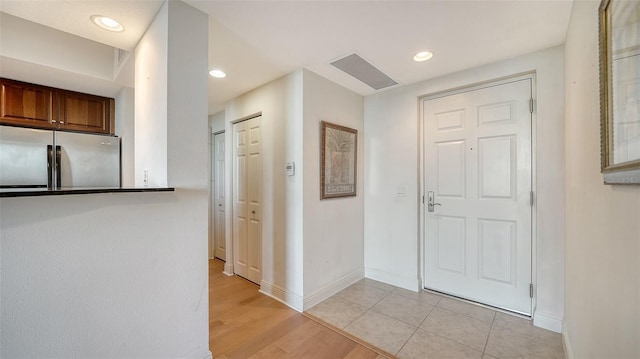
xmin=301 ymin=69 xmax=365 ymax=309
xmin=563 ymin=0 xmax=640 ymax=357
xmin=364 ymin=46 xmax=566 ymax=332
xmin=224 ymin=71 xmax=305 ymax=309
xmin=135 ymin=2 xmax=168 ymax=188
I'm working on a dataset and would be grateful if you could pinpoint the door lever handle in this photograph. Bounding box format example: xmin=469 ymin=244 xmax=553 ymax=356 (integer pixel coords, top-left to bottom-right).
xmin=427 ymin=191 xmax=441 ymax=212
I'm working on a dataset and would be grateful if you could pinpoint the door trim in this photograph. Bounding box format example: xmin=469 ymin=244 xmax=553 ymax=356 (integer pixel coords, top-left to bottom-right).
xmin=417 ymin=73 xmax=538 ymax=315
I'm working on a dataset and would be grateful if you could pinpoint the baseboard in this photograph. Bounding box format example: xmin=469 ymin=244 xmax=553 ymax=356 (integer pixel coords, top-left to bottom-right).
xmin=533 ymin=310 xmax=562 ymax=333
xmin=303 ymin=268 xmax=364 ymax=311
xmin=259 ymin=280 xmax=304 ymax=312
xmin=365 ymin=266 xmax=420 ymax=291
xmin=562 ymin=322 xmax=574 ymax=359
xmin=223 ymin=262 xmax=233 ymax=277
xmin=201 ymin=351 xmax=213 ymax=359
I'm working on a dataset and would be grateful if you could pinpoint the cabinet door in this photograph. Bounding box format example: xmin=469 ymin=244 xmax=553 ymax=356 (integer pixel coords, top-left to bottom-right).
xmin=0 ymin=79 xmax=57 ymax=129
xmin=59 ymin=91 xmax=114 ymax=134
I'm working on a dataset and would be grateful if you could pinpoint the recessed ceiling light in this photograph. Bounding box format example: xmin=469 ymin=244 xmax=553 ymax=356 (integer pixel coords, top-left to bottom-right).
xmin=91 ymin=15 xmax=124 ymax=32
xmin=209 ymin=69 xmax=226 ymax=78
xmin=413 ymin=51 xmax=434 ymax=62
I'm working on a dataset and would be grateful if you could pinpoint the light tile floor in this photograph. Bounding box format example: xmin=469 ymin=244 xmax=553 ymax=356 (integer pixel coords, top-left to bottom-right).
xmin=305 ymin=279 xmax=565 ymax=359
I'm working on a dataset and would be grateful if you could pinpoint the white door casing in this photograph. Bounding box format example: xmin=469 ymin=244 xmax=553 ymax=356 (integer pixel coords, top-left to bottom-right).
xmin=214 ymin=132 xmax=226 ymax=261
xmin=423 ymin=78 xmax=533 ymax=315
xmin=232 ymin=116 xmax=262 ymax=284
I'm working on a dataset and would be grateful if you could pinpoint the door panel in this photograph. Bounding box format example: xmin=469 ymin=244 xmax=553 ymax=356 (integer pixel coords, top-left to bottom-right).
xmin=247 ymin=117 xmax=262 ymax=283
xmin=424 ymin=78 xmax=532 ymax=315
xmin=233 ymin=117 xmax=262 ymax=284
xmin=233 ymin=122 xmax=248 ymax=278
xmin=436 ymin=140 xmax=466 ymax=198
xmin=436 ymin=216 xmax=466 ymax=274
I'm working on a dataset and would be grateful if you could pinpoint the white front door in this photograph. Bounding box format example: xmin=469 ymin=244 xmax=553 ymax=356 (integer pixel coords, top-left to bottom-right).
xmin=213 ymin=132 xmax=226 ymax=261
xmin=423 ymin=78 xmax=533 ymax=315
xmin=232 ymin=116 xmax=262 ymax=284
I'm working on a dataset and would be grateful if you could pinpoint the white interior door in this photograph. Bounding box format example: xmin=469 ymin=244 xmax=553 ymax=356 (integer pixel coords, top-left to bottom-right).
xmin=232 ymin=116 xmax=262 ymax=284
xmin=214 ymin=132 xmax=226 ymax=261
xmin=423 ymin=78 xmax=533 ymax=315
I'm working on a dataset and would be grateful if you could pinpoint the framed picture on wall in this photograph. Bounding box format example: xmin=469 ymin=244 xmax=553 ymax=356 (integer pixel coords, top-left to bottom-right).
xmin=320 ymin=121 xmax=357 ymax=199
xmin=599 ymin=0 xmax=640 ymax=184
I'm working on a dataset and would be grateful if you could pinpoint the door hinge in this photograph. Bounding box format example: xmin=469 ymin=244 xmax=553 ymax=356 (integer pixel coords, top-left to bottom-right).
xmin=530 ymin=283 xmax=534 ymax=298
xmin=530 ymin=191 xmax=534 ymax=206
xmin=422 ymin=195 xmax=425 ymax=204
xmin=529 ymin=98 xmax=534 ymax=114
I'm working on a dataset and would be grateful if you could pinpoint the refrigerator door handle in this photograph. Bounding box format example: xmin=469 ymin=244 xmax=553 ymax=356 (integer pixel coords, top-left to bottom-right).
xmin=47 ymin=145 xmax=53 ymax=189
xmin=55 ymin=145 xmax=61 ymax=189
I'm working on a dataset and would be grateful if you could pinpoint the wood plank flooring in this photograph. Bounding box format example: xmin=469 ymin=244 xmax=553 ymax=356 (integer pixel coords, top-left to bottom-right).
xmin=209 ymin=259 xmax=388 ymax=359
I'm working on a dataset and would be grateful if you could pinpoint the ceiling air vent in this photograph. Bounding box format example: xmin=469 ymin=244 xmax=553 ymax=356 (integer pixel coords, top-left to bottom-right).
xmin=330 ymin=54 xmax=398 ymax=90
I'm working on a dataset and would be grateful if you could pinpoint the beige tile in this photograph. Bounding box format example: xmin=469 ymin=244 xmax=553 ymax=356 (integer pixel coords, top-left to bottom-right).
xmin=420 ymin=307 xmax=491 ymax=351
xmin=436 ymin=297 xmax=496 ymax=323
xmin=393 ymin=287 xmax=442 ymax=306
xmin=336 ymin=283 xmax=389 ymax=308
xmin=493 ymin=312 xmax=561 ymax=341
xmin=397 ymin=328 xmax=483 ymax=359
xmin=358 ymin=278 xmax=397 ymax=292
xmin=305 ymin=296 xmax=368 ymax=329
xmin=372 ymin=293 xmax=434 ymax=327
xmin=344 ymin=310 xmax=417 ymax=355
xmin=484 ymin=325 xmax=565 ymax=359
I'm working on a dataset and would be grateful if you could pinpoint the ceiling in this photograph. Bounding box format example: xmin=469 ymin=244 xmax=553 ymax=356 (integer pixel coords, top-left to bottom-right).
xmin=0 ymin=0 xmax=574 ymax=115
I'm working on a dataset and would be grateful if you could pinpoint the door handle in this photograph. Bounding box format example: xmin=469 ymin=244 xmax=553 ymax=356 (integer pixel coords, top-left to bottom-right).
xmin=427 ymin=191 xmax=441 ymax=212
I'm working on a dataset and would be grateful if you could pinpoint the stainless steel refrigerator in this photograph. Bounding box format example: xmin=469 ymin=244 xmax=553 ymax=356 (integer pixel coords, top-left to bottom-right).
xmin=0 ymin=125 xmax=121 ymax=189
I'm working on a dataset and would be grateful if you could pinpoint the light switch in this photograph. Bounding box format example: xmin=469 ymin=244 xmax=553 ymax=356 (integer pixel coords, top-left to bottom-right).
xmin=397 ymin=185 xmax=407 ymax=197
xmin=286 ymin=162 xmax=295 ymax=176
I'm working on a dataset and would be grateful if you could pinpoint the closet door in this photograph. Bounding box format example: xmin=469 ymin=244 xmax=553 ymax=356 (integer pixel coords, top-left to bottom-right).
xmin=213 ymin=132 xmax=226 ymax=261
xmin=232 ymin=116 xmax=262 ymax=283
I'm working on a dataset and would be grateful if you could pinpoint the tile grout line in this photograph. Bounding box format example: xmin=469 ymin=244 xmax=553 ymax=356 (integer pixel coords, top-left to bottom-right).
xmin=482 ymin=312 xmax=497 ymax=356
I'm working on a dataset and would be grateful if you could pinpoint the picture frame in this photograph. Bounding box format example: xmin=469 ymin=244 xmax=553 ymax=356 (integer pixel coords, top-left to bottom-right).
xmin=320 ymin=121 xmax=357 ymax=199
xmin=599 ymin=0 xmax=640 ymax=184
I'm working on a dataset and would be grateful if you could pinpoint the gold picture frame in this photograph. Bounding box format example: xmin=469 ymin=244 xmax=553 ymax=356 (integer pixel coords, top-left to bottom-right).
xmin=320 ymin=121 xmax=357 ymax=199
xmin=599 ymin=0 xmax=640 ymax=184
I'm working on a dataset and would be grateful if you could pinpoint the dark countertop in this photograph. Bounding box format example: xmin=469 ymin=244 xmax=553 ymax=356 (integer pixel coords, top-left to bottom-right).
xmin=0 ymin=187 xmax=175 ymax=198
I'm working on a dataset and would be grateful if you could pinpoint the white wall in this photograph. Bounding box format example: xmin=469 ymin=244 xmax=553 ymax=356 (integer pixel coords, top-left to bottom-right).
xmin=224 ymin=71 xmax=306 ymax=309
xmin=301 ymin=69 xmax=365 ymax=309
xmin=209 ymin=111 xmax=225 ymax=133
xmin=364 ymin=46 xmax=566 ymax=332
xmin=563 ymin=1 xmax=640 ymax=357
xmin=115 ymin=87 xmax=135 ymax=187
xmin=0 ymin=1 xmax=210 ymax=357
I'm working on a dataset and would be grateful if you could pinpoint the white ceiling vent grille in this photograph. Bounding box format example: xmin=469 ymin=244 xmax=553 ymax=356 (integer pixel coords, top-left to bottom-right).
xmin=330 ymin=54 xmax=397 ymax=90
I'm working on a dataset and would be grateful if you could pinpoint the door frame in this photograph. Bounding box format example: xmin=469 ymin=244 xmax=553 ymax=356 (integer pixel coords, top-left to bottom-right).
xmin=418 ymin=73 xmax=538 ymax=315
xmin=226 ymin=112 xmax=262 ymax=279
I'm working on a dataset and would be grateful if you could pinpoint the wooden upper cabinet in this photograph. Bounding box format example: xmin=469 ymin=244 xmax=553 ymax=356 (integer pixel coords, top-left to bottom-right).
xmin=0 ymin=78 xmax=115 ymax=135
xmin=59 ymin=91 xmax=113 ymax=134
xmin=0 ymin=78 xmax=57 ymax=129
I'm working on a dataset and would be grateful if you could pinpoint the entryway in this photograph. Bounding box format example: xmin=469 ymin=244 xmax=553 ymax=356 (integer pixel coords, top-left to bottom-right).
xmin=211 ymin=130 xmax=226 ymax=261
xmin=421 ymin=75 xmax=535 ymax=315
xmin=232 ymin=114 xmax=263 ymax=284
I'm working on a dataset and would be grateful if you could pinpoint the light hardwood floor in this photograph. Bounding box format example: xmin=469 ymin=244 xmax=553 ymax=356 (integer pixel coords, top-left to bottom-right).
xmin=209 ymin=259 xmax=389 ymax=359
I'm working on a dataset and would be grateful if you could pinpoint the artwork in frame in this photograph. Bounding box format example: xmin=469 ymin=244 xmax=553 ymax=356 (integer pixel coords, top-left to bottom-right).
xmin=320 ymin=121 xmax=357 ymax=199
xmin=599 ymin=0 xmax=640 ymax=184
